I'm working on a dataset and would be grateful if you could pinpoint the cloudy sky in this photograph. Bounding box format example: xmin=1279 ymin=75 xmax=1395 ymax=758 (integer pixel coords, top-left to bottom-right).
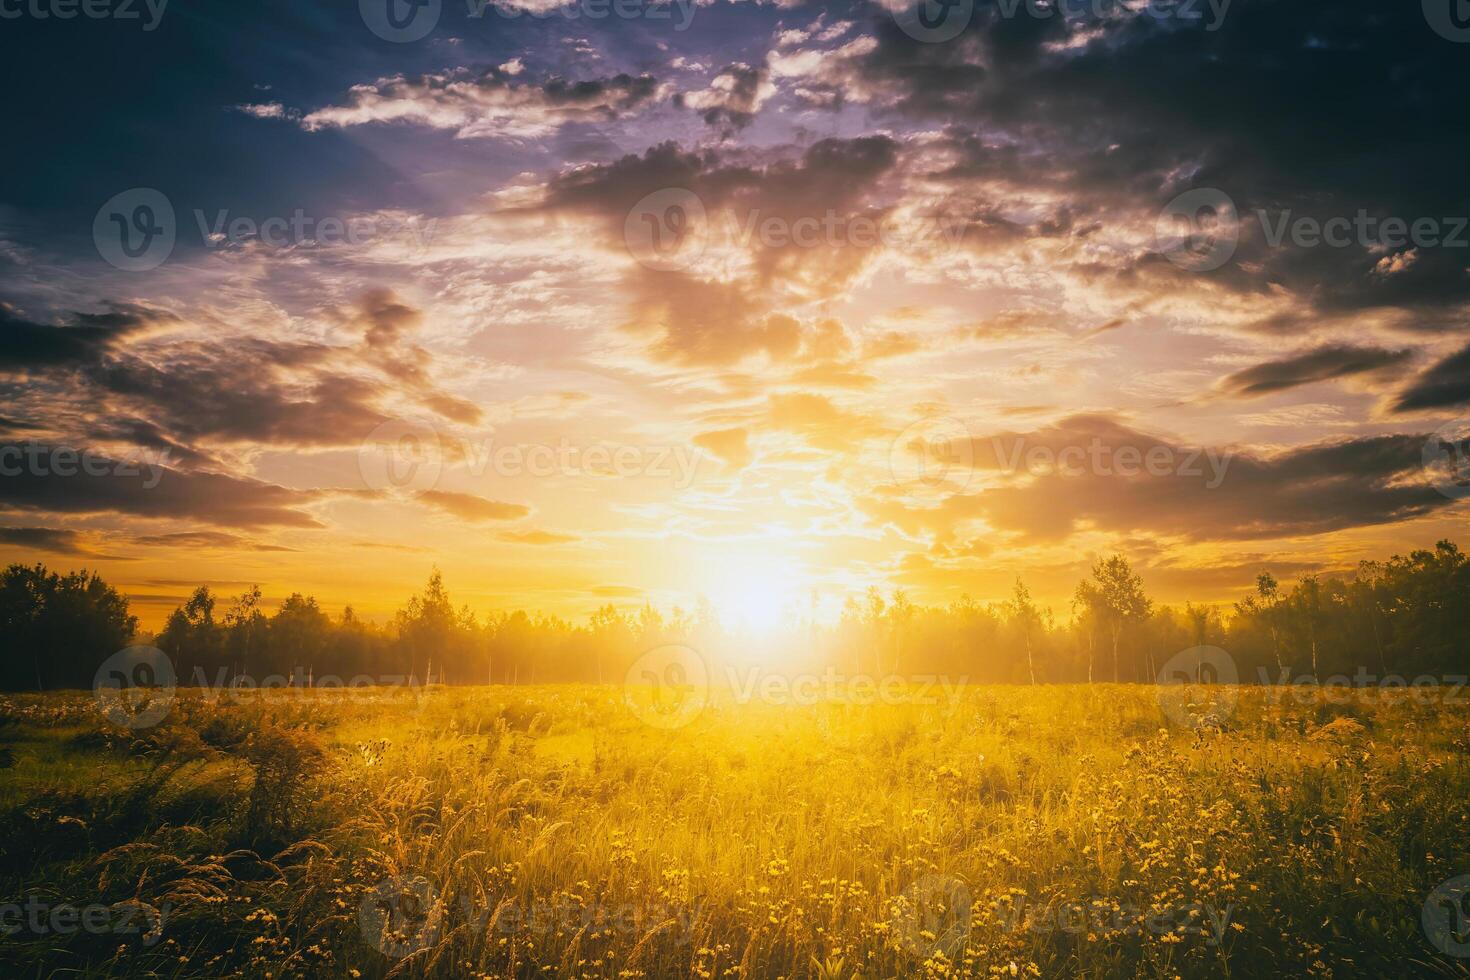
xmin=1 ymin=0 xmax=1468 ymax=627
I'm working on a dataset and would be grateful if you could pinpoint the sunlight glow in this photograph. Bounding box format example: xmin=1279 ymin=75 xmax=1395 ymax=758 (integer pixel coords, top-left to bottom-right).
xmin=706 ymin=555 xmax=808 ymax=633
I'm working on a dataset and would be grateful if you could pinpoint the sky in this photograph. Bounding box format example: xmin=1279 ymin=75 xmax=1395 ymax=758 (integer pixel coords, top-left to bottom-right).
xmin=1 ymin=0 xmax=1468 ymax=629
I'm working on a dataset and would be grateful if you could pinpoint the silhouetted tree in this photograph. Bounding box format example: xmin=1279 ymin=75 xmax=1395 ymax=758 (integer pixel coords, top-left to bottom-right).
xmin=15 ymin=539 xmax=1470 ymax=691
xmin=0 ymin=564 xmax=136 ymax=690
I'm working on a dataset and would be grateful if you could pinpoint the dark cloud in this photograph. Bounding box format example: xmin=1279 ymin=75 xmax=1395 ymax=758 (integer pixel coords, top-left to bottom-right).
xmin=543 ymin=137 xmax=901 ymax=364
xmin=352 ymin=290 xmax=484 ymax=427
xmin=541 ymin=140 xmax=709 ymax=218
xmin=9 ymin=291 xmax=475 ymax=459
xmin=544 ymin=136 xmax=899 ymax=228
xmin=855 ymin=1 xmax=1470 ymax=324
xmin=0 ymin=305 xmax=165 ymax=373
xmin=82 ymin=350 xmax=394 ymax=450
xmin=0 ymin=414 xmax=41 ymax=436
xmin=139 ymin=578 xmax=256 ymax=589
xmin=0 ymin=526 xmax=119 ymax=559
xmin=0 ymin=445 xmax=321 ymax=528
xmin=676 ymin=63 xmax=773 ymax=135
xmin=132 ymin=530 xmax=299 ymax=552
xmin=82 ymin=418 xmax=221 ymax=470
xmin=865 ymin=414 xmax=1453 ymax=544
xmin=1217 ymin=345 xmax=1411 ymax=398
xmin=357 ymin=288 xmax=424 ymax=349
xmin=1391 ymin=342 xmax=1470 ymax=413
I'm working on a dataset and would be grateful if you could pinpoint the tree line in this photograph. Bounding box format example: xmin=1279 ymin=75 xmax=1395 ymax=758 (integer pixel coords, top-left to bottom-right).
xmin=1 ymin=540 xmax=1467 ymax=691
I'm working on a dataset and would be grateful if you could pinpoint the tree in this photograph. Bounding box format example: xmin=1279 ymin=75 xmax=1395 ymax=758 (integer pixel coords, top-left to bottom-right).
xmin=1004 ymin=580 xmax=1043 ymax=684
xmin=270 ymin=594 xmax=331 ymax=678
xmin=1372 ymin=540 xmax=1469 ymax=673
xmin=588 ymin=604 xmax=629 ymax=684
xmin=1350 ymin=562 xmax=1389 ymax=674
xmin=1087 ymin=556 xmax=1152 ymax=683
xmin=0 ymin=564 xmax=51 ymax=690
xmin=222 ymin=586 xmax=267 ymax=685
xmin=394 ymin=569 xmax=457 ymax=684
xmin=1255 ymin=573 xmax=1283 ymax=672
xmin=157 ymin=585 xmax=221 ymax=678
xmin=1185 ymin=602 xmax=1211 ymax=648
xmin=0 ymin=564 xmax=137 ymax=690
xmin=636 ymin=603 xmax=665 ymax=648
xmin=861 ymin=587 xmax=886 ymax=675
xmin=20 ymin=535 xmax=1469 ymax=692
xmin=1293 ymin=576 xmax=1323 ymax=677
xmin=1072 ymin=580 xmax=1103 ymax=684
xmin=887 ymin=589 xmax=916 ymax=674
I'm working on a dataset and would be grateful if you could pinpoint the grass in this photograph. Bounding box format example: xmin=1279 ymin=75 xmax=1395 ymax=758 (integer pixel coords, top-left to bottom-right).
xmin=1 ymin=683 xmax=1468 ymax=978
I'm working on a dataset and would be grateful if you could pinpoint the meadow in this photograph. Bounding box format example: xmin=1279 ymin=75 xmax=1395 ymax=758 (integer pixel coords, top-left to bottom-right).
xmin=2 ymin=682 xmax=1469 ymax=979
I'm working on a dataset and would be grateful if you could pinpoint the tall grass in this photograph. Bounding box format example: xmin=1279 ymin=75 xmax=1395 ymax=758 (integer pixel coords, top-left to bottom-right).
xmin=1 ymin=685 xmax=1468 ymax=977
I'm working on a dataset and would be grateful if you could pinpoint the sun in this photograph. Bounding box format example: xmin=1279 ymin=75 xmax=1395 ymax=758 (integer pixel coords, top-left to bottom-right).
xmin=705 ymin=554 xmax=807 ymax=632
xmin=711 ymin=576 xmax=793 ymax=632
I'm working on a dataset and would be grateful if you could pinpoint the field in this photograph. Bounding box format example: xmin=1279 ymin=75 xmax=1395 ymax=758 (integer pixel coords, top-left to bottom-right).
xmin=2 ymin=683 xmax=1470 ymax=978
